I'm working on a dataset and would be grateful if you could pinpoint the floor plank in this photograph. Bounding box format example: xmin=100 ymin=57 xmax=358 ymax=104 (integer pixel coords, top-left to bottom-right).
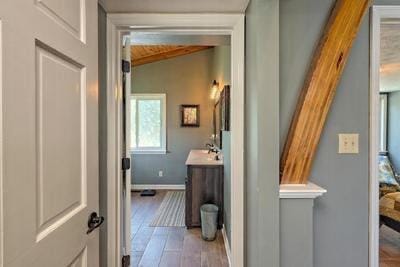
xmin=131 ymin=251 xmax=143 ymax=267
xmin=131 ymin=190 xmax=228 ymax=267
xmin=380 ymin=225 xmax=400 ymax=267
xmin=159 ymin=251 xmax=181 ymax=267
xmin=180 ymin=229 xmax=202 ymax=267
xmin=139 ymin=235 xmax=168 ymax=267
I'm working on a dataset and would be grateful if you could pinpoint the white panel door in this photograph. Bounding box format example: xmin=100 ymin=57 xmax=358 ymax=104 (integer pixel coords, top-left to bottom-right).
xmin=0 ymin=0 xmax=99 ymax=266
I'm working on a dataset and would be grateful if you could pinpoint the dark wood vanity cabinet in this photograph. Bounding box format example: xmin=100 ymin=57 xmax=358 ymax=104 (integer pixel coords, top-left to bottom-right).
xmin=185 ymin=165 xmax=223 ymax=229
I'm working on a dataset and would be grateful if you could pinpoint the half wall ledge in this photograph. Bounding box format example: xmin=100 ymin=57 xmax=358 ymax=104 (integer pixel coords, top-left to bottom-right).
xmin=279 ymin=182 xmax=327 ymax=199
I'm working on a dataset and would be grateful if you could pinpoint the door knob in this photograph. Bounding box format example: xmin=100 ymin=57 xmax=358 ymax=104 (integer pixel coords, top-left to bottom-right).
xmin=87 ymin=212 xmax=104 ymax=234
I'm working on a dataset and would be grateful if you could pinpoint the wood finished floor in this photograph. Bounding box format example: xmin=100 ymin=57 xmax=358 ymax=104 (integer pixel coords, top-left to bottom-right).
xmin=131 ymin=190 xmax=229 ymax=267
xmin=380 ymin=225 xmax=400 ymax=267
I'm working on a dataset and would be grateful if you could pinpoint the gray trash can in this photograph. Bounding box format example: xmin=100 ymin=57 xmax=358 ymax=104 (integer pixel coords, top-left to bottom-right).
xmin=200 ymin=204 xmax=219 ymax=241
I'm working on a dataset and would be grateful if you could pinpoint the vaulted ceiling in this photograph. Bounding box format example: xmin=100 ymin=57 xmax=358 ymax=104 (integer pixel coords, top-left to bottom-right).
xmin=131 ymin=45 xmax=212 ymax=66
xmin=99 ymin=0 xmax=249 ymax=13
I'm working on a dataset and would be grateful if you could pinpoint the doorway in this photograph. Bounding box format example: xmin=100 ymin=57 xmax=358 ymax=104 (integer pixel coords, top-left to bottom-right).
xmin=371 ymin=5 xmax=400 ymax=267
xmin=106 ymin=14 xmax=244 ymax=267
xmin=129 ymin=34 xmax=231 ymax=266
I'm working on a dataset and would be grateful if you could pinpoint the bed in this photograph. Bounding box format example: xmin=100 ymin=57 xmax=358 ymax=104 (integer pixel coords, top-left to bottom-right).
xmin=379 ymin=152 xmax=400 ymax=232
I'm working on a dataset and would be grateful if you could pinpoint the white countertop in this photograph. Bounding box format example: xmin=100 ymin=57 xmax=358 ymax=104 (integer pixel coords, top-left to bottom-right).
xmin=279 ymin=182 xmax=327 ymax=199
xmin=185 ymin=149 xmax=223 ymax=166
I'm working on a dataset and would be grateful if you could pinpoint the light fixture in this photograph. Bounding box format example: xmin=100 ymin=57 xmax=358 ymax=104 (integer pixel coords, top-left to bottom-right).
xmin=210 ymin=80 xmax=220 ymax=100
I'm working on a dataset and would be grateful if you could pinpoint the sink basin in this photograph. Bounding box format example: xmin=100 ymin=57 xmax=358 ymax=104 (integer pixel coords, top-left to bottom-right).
xmin=185 ymin=149 xmax=223 ymax=165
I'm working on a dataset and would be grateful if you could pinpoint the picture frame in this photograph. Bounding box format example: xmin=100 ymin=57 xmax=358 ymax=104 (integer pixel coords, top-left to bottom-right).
xmin=180 ymin=104 xmax=200 ymax=127
xmin=220 ymin=85 xmax=230 ymax=131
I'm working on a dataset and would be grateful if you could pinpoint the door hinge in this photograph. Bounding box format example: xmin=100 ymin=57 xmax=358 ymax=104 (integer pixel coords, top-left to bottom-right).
xmin=122 ymin=60 xmax=131 ymax=73
xmin=122 ymin=157 xmax=130 ymax=171
xmin=122 ymin=255 xmax=130 ymax=267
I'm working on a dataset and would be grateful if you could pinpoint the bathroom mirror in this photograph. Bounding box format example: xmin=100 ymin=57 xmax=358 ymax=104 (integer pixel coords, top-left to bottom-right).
xmin=213 ymin=100 xmax=222 ymax=149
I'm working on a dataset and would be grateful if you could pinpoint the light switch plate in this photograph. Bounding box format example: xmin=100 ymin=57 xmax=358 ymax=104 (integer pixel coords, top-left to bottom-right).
xmin=338 ymin=133 xmax=359 ymax=154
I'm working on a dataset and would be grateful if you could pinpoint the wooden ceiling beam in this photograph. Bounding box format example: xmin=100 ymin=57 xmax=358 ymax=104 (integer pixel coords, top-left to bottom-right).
xmin=131 ymin=45 xmax=212 ymax=66
xmin=280 ymin=0 xmax=371 ymax=184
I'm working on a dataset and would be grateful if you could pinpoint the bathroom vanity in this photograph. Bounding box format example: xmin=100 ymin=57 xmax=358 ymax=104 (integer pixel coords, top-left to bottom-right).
xmin=185 ymin=150 xmax=224 ymax=229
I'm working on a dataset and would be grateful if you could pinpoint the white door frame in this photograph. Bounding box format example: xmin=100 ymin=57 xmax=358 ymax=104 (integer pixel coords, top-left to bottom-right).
xmin=0 ymin=20 xmax=3 ymax=267
xmin=369 ymin=5 xmax=400 ymax=267
xmin=106 ymin=13 xmax=245 ymax=267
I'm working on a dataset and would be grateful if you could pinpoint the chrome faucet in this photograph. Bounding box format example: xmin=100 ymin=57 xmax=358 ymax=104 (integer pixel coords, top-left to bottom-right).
xmin=206 ymin=143 xmax=220 ymax=157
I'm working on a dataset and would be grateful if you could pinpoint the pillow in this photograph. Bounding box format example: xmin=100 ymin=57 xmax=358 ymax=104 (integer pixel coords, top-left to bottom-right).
xmin=379 ymin=155 xmax=400 ymax=187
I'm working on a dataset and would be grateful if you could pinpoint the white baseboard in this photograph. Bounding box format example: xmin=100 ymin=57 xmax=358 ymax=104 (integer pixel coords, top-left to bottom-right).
xmin=131 ymin=184 xmax=185 ymax=190
xmin=222 ymin=225 xmax=232 ymax=267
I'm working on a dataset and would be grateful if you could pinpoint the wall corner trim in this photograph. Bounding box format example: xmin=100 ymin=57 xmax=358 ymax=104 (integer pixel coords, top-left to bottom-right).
xmin=279 ymin=182 xmax=327 ymax=199
xmin=222 ymin=224 xmax=232 ymax=267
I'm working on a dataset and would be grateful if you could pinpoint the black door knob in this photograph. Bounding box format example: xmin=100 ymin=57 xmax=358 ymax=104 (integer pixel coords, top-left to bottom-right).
xmin=87 ymin=212 xmax=104 ymax=234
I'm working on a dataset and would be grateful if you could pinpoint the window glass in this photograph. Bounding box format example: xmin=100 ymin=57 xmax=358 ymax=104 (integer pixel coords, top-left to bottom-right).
xmin=138 ymin=99 xmax=161 ymax=147
xmin=130 ymin=94 xmax=166 ymax=153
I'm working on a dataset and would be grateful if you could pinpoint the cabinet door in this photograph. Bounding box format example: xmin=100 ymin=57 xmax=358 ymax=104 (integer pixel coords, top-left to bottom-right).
xmin=185 ymin=167 xmax=193 ymax=228
xmin=185 ymin=166 xmax=224 ymax=228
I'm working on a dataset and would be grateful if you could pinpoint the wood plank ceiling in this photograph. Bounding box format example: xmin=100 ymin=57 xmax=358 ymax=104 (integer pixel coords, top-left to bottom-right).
xmin=280 ymin=0 xmax=371 ymax=184
xmin=131 ymin=45 xmax=212 ymax=66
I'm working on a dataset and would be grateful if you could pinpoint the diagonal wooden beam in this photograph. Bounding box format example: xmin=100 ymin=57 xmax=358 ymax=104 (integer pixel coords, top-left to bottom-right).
xmin=280 ymin=0 xmax=371 ymax=184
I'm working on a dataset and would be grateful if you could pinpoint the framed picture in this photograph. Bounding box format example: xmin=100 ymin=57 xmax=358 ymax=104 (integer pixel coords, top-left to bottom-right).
xmin=220 ymin=85 xmax=230 ymax=131
xmin=180 ymin=105 xmax=200 ymax=127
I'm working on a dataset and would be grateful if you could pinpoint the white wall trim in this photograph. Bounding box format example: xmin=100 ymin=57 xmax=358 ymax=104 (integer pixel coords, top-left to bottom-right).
xmin=0 ymin=19 xmax=4 ymax=267
xmin=131 ymin=184 xmax=185 ymax=190
xmin=369 ymin=6 xmax=400 ymax=267
xmin=279 ymin=182 xmax=327 ymax=199
xmin=106 ymin=17 xmax=120 ymax=267
xmin=222 ymin=225 xmax=232 ymax=267
xmin=106 ymin=13 xmax=245 ymax=267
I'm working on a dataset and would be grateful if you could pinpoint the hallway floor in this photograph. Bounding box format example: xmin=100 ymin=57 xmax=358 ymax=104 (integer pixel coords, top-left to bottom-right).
xmin=131 ymin=190 xmax=229 ymax=267
xmin=380 ymin=225 xmax=400 ymax=267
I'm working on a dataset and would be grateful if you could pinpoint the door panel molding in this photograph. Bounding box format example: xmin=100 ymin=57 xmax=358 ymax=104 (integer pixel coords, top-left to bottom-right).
xmin=68 ymin=246 xmax=87 ymax=267
xmin=35 ymin=0 xmax=86 ymax=43
xmin=35 ymin=43 xmax=87 ymax=242
xmin=36 ymin=45 xmax=87 ymax=241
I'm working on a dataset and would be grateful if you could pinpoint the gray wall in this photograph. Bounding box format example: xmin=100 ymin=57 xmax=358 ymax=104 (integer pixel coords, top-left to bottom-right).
xmin=245 ymin=0 xmax=280 ymax=266
xmin=280 ymin=1 xmax=377 ymax=266
xmin=212 ymin=45 xmax=232 ymax=245
xmin=280 ymin=199 xmax=314 ymax=267
xmin=131 ymin=49 xmax=215 ymax=185
xmin=388 ymin=91 xmax=400 ymax=171
xmin=280 ymin=1 xmax=400 ymax=266
xmin=97 ymin=4 xmax=108 ymax=267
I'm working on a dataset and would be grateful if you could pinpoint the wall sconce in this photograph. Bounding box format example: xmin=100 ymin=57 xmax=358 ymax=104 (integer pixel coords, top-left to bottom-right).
xmin=210 ymin=80 xmax=220 ymax=100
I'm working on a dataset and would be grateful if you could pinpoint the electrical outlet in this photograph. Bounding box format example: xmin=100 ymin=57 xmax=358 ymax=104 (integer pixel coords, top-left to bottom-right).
xmin=158 ymin=170 xmax=163 ymax=177
xmin=338 ymin=133 xmax=359 ymax=154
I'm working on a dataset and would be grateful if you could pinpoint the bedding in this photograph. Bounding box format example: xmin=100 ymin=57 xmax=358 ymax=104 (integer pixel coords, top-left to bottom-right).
xmin=379 ymin=154 xmax=400 ymax=187
xmin=380 ymin=192 xmax=400 ymax=222
xmin=379 ymin=153 xmax=400 ymax=232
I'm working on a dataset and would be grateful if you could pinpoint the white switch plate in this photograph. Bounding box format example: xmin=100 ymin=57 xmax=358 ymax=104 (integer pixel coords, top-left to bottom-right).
xmin=338 ymin=133 xmax=359 ymax=154
xmin=158 ymin=170 xmax=163 ymax=177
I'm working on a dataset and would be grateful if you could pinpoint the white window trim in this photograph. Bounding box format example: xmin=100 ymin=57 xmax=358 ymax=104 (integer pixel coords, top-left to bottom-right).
xmin=130 ymin=93 xmax=167 ymax=154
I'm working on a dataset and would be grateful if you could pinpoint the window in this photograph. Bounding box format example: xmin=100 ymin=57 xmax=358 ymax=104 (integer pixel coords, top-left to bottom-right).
xmin=131 ymin=94 xmax=166 ymax=154
xmin=379 ymin=93 xmax=388 ymax=152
